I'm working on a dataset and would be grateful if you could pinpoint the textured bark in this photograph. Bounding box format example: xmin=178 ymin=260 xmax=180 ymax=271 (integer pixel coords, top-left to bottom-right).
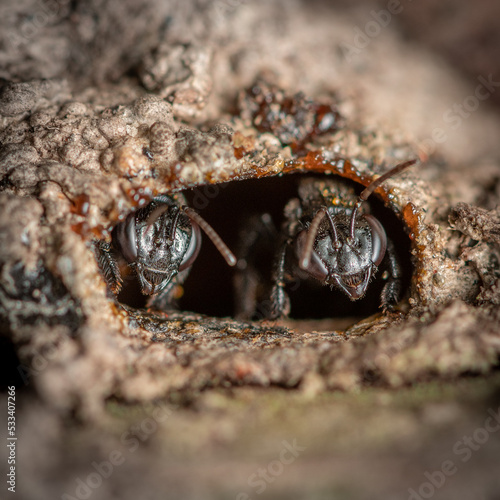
xmin=0 ymin=1 xmax=499 ymax=499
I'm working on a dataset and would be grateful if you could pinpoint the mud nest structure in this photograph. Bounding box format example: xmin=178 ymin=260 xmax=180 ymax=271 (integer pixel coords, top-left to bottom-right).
xmin=1 ymin=1 xmax=500 ymax=499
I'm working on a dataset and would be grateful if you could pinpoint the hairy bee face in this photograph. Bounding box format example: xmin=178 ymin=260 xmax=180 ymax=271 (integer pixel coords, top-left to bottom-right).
xmin=115 ymin=197 xmax=201 ymax=295
xmin=296 ymin=212 xmax=387 ymax=300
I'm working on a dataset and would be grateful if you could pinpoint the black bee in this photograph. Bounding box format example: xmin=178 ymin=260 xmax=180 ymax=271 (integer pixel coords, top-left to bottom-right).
xmin=235 ymin=160 xmax=417 ymax=319
xmin=97 ymin=193 xmax=236 ymax=310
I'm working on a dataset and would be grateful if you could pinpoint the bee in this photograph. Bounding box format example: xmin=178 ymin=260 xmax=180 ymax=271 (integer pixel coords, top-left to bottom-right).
xmin=235 ymin=160 xmax=417 ymax=319
xmin=96 ymin=193 xmax=236 ymax=310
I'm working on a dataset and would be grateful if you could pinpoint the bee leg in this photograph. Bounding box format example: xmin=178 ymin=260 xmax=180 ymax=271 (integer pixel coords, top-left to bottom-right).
xmin=380 ymin=239 xmax=402 ymax=312
xmin=269 ymin=240 xmax=291 ymax=319
xmin=93 ymin=240 xmax=122 ymax=296
xmin=234 ymin=214 xmax=277 ymax=320
xmin=234 ymin=264 xmax=261 ymax=320
xmin=147 ymin=268 xmax=191 ymax=312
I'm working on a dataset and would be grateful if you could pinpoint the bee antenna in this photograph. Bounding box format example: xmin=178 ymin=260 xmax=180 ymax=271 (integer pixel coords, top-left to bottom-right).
xmin=144 ymin=204 xmax=180 ymax=245
xmin=349 ymin=159 xmax=417 ymax=240
xmin=182 ymin=206 xmax=237 ymax=267
xmin=324 ymin=210 xmax=340 ymax=246
xmin=300 ymin=207 xmax=327 ymax=270
xmin=165 ymin=207 xmax=181 ymax=245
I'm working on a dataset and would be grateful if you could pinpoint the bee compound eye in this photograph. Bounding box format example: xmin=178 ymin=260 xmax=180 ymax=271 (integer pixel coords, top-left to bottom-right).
xmin=116 ymin=213 xmax=138 ymax=263
xmin=364 ymin=214 xmax=387 ymax=266
xmin=179 ymin=222 xmax=202 ymax=271
xmin=296 ymin=229 xmax=329 ymax=281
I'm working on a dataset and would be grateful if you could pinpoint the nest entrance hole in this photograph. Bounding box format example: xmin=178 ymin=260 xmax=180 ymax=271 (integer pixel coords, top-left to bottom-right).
xmin=117 ymin=174 xmax=413 ymax=321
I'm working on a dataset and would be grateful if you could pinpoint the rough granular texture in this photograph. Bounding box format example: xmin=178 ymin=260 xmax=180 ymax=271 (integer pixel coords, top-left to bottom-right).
xmin=1 ymin=0 xmax=500 ymax=409
xmin=1 ymin=1 xmax=500 ymax=499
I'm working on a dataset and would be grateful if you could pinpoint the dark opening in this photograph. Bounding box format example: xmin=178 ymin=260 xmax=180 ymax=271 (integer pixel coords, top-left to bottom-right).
xmin=184 ymin=174 xmax=412 ymax=319
xmin=117 ymin=174 xmax=412 ymax=320
xmin=0 ymin=335 xmax=27 ymax=391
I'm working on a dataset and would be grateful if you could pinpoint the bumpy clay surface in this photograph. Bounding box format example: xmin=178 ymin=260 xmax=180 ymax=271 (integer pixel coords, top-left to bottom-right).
xmin=1 ymin=1 xmax=500 ymax=499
